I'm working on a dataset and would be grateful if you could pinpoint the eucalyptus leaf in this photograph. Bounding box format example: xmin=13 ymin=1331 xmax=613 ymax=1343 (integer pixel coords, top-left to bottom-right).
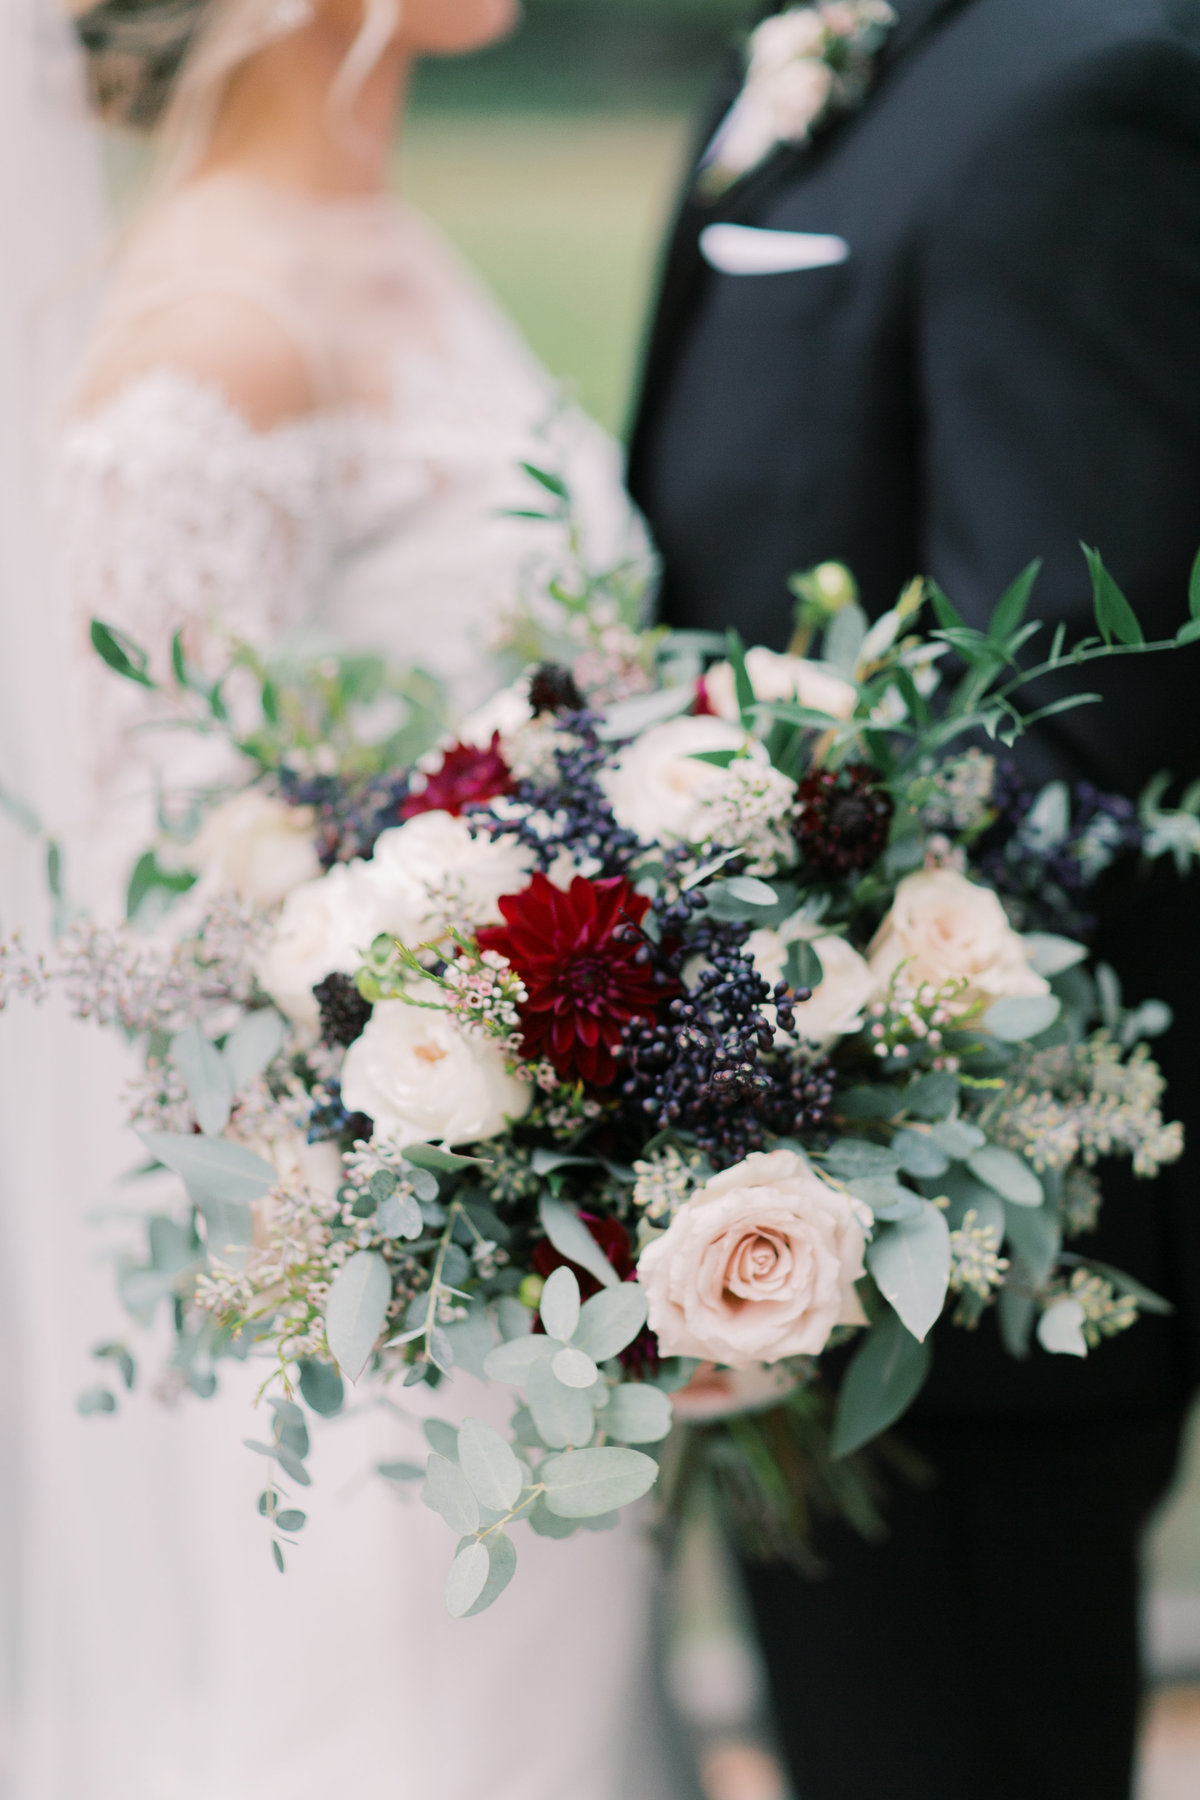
xmin=297 ymin=1358 xmax=344 ymax=1417
xmin=572 ymin=1284 xmax=649 ymax=1362
xmin=223 ymin=1008 xmax=285 ymax=1091
xmin=703 ymin=878 xmax=780 ymax=922
xmin=377 ymin=1460 xmax=425 ymax=1482
xmin=423 ymin=1419 xmax=460 ymax=1460
xmin=595 ymin=684 xmax=693 ymax=742
xmin=847 ymin=1178 xmax=926 ymax=1223
xmin=429 ymin=1326 xmax=455 ymax=1375
xmin=457 ymin=1417 xmax=524 ymax=1512
xmin=77 ymin=1386 xmax=116 ymax=1416
xmin=838 ymin=1088 xmax=902 ymax=1122
xmin=323 ymin=1250 xmax=391 ymax=1381
xmin=553 ymin=1346 xmax=599 ymax=1388
xmin=527 ymin=1496 xmax=581 ymax=1538
xmin=604 ymin=1383 xmax=673 ymax=1445
xmin=444 ymin=1307 xmax=496 ymax=1380
xmin=530 ymin=1148 xmax=598 ymax=1177
xmin=1037 ymin=1297 xmax=1088 ymax=1358
xmin=403 ymin=1164 xmax=441 ymax=1202
xmin=927 ymin=1118 xmax=986 ymax=1159
xmin=1002 ymin=1200 xmax=1060 ymax=1288
xmin=967 ymin=1144 xmax=1043 ymax=1209
xmin=496 ymin=1296 xmax=534 ymax=1341
xmin=541 ymin=1446 xmax=659 ymax=1517
xmin=423 ymin=1453 xmax=480 ymax=1535
xmin=783 ymin=937 xmax=824 ymax=993
xmin=195 ymin=1196 xmax=255 ymax=1259
xmin=540 ymin=1265 xmax=582 ymax=1343
xmin=1022 ymin=934 xmax=1088 ymax=978
xmin=824 ymin=1140 xmax=901 ymax=1181
xmin=482 ymin=1334 xmax=555 ymax=1386
xmin=997 ymin=1268 xmax=1038 ymax=1359
xmin=983 ymin=993 xmax=1061 ymax=1043
xmin=830 ymin=1308 xmax=931 ymax=1459
xmin=537 ymin=1196 xmax=619 ymax=1290
xmin=902 ymin=1071 xmax=959 ymax=1121
xmin=464 ymin=1528 xmax=518 ymax=1615
xmin=865 ymin=1204 xmax=951 ymax=1342
xmin=445 ymin=1541 xmax=490 ymax=1618
xmin=138 ymin=1131 xmax=275 ymax=1204
xmin=891 ymin=1128 xmax=950 ymax=1179
xmin=405 ymin=1144 xmax=486 ymax=1175
xmin=170 ymin=1025 xmax=233 ymax=1137
xmin=377 ymin=1191 xmax=423 ymax=1239
xmin=527 ymin=1354 xmax=595 ymax=1450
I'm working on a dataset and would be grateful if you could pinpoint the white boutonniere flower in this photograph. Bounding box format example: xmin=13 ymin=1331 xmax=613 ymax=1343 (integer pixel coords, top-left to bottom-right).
xmin=699 ymin=1 xmax=897 ymax=197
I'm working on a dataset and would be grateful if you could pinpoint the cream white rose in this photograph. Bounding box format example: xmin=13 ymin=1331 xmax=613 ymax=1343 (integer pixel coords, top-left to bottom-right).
xmin=637 ymin=1149 xmax=870 ymax=1367
xmin=868 ymin=867 xmax=1050 ymax=1006
xmin=704 ymin=647 xmax=857 ymax=726
xmin=748 ymin=920 xmax=876 ymax=1046
xmin=340 ymin=996 xmax=530 ymax=1150
xmin=191 ymin=790 xmax=320 ymax=907
xmin=368 ymin=812 xmax=533 ymax=941
xmin=600 ymin=714 xmax=754 ymax=845
xmin=256 ymin=861 xmax=388 ymax=1031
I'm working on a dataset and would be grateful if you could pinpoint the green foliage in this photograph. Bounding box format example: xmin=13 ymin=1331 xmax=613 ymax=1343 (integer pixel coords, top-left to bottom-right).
xmin=323 ymin=1251 xmax=392 ymax=1382
xmin=831 ymin=1307 xmax=932 ymax=1459
xmin=90 ymin=619 xmax=155 ymax=688
xmin=865 ymin=1203 xmax=951 ymax=1342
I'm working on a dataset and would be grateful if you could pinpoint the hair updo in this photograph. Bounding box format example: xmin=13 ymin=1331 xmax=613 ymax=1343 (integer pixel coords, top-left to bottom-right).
xmin=74 ymin=0 xmax=210 ymax=131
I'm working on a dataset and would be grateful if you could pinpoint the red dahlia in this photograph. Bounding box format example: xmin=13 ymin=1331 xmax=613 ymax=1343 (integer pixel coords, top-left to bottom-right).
xmin=477 ymin=872 xmax=663 ymax=1086
xmin=400 ymin=734 xmax=513 ymax=819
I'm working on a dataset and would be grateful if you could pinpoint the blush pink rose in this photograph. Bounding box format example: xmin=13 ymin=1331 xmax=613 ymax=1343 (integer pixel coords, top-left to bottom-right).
xmin=636 ymin=1149 xmax=870 ymax=1368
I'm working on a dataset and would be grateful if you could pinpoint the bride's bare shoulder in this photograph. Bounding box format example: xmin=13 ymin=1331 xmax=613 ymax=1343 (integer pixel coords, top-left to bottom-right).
xmin=74 ymin=179 xmax=320 ymax=431
xmin=75 ymin=291 xmax=317 ymax=432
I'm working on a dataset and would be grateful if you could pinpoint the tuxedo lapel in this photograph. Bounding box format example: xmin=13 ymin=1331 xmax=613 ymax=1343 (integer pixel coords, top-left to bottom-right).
xmin=629 ymin=0 xmax=975 ymax=448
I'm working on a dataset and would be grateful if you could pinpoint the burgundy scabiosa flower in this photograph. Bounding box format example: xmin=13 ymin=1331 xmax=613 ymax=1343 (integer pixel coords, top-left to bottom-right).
xmin=527 ymin=662 xmax=585 ymax=716
xmin=477 ymin=872 xmax=664 ymax=1086
xmin=794 ymin=762 xmax=893 ymax=879
xmin=400 ymin=734 xmax=513 ymax=820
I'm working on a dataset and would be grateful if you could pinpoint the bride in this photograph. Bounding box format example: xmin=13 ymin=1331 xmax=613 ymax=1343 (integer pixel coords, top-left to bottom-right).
xmin=0 ymin=3 xmax=681 ymax=1797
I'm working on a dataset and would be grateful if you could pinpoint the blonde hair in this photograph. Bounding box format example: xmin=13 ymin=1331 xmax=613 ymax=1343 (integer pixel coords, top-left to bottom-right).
xmin=75 ymin=0 xmax=401 ymax=183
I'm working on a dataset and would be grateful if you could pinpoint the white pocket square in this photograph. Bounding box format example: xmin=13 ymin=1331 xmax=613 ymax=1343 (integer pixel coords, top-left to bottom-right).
xmin=699 ymin=223 xmax=849 ymax=276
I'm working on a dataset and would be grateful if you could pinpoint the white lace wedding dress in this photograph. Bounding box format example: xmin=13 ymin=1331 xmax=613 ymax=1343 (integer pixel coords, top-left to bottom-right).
xmin=6 ymin=172 xmax=669 ymax=1800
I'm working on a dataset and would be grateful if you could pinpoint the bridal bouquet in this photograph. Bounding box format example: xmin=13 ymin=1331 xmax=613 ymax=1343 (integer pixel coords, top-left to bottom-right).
xmin=6 ymin=540 xmax=1197 ymax=1614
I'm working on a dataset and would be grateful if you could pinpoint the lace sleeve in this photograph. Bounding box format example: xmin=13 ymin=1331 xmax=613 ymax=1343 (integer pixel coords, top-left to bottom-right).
xmin=51 ymin=367 xmax=330 ymax=898
xmin=55 ymin=366 xmax=328 ymax=679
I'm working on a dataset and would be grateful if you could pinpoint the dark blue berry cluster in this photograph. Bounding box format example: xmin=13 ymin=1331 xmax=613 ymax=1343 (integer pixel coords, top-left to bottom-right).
xmin=617 ymin=886 xmax=834 ymax=1167
xmin=482 ymin=711 xmax=642 ymax=879
xmin=277 ymin=767 xmax=414 ymax=866
xmin=978 ymin=762 xmax=1142 ymax=933
xmin=306 ymin=1080 xmax=372 ymax=1149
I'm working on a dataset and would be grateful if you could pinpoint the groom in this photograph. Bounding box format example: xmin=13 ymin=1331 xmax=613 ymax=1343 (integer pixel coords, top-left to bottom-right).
xmin=630 ymin=2 xmax=1200 ymax=1797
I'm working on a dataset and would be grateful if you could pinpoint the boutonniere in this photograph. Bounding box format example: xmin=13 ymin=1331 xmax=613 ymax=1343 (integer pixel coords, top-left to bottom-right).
xmin=697 ymin=2 xmax=897 ymax=199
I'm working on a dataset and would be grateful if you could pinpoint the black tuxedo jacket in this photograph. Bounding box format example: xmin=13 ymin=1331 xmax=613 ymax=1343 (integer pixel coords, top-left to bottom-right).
xmin=630 ymin=0 xmax=1200 ymax=1413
